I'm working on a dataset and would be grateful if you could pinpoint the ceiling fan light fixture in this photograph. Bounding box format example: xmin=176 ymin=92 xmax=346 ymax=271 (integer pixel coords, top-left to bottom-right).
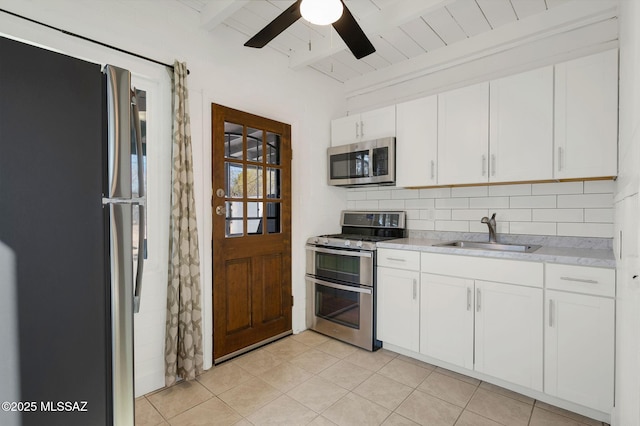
xmin=300 ymin=0 xmax=344 ymax=26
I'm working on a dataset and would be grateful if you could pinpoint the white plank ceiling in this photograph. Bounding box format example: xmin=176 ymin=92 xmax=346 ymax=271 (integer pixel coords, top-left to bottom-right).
xmin=176 ymin=0 xmax=616 ymax=84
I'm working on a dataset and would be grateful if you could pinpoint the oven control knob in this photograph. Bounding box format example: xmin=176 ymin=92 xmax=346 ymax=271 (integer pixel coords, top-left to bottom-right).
xmin=356 ymin=241 xmax=363 ymax=248
xmin=344 ymin=240 xmax=351 ymax=247
xmin=313 ymin=237 xmax=319 ymax=244
xmin=322 ymin=238 xmax=329 ymax=245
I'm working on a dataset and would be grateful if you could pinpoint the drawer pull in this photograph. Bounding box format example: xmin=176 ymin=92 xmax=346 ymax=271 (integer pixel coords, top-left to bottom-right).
xmin=560 ymin=276 xmax=599 ymax=284
xmin=386 ymin=257 xmax=406 ymax=262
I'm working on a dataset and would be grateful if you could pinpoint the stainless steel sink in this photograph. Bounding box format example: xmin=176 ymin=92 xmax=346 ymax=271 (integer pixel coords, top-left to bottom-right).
xmin=434 ymin=241 xmax=541 ymax=253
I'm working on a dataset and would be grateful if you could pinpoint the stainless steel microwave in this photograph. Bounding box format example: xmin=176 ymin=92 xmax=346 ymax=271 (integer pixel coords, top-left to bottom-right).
xmin=327 ymin=137 xmax=396 ymax=186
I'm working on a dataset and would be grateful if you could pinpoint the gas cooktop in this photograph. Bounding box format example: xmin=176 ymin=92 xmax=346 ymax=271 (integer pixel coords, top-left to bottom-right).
xmin=307 ymin=211 xmax=407 ymax=251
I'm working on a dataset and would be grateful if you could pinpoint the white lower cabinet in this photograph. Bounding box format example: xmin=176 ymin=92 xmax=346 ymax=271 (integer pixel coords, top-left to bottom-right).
xmin=545 ymin=290 xmax=615 ymax=412
xmin=420 ymin=273 xmax=474 ymax=369
xmin=420 ymin=273 xmax=543 ymax=391
xmin=377 ymin=249 xmax=615 ymax=418
xmin=474 ymin=280 xmax=543 ymax=391
xmin=377 ymin=265 xmax=420 ymax=352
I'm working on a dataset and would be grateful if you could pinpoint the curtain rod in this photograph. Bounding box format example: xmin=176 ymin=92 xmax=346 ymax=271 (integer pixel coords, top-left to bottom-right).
xmin=0 ymin=8 xmax=190 ymax=75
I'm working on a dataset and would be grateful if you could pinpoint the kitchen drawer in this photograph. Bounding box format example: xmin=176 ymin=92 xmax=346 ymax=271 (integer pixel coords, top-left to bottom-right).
xmin=378 ymin=248 xmax=420 ymax=271
xmin=546 ymin=264 xmax=615 ymax=297
xmin=422 ymin=252 xmax=543 ymax=288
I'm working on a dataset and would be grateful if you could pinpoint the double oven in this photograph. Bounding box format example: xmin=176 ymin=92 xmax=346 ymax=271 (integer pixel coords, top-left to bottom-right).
xmin=305 ymin=211 xmax=406 ymax=351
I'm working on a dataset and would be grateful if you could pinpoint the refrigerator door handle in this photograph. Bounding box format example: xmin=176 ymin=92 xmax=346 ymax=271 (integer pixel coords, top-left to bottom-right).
xmin=133 ymin=203 xmax=145 ymax=313
xmin=104 ymin=65 xmax=132 ymax=199
xmin=131 ymin=88 xmax=145 ymax=314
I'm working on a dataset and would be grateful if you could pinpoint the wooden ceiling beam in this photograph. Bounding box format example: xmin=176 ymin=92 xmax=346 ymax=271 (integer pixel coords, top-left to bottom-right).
xmin=200 ymin=0 xmax=249 ymax=32
xmin=288 ymin=0 xmax=453 ymax=69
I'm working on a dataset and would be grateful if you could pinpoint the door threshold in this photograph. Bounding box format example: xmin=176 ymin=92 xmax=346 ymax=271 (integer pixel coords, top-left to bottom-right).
xmin=214 ymin=330 xmax=292 ymax=364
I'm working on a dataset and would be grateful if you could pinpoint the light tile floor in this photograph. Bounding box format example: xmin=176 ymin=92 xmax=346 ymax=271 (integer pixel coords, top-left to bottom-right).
xmin=136 ymin=331 xmax=610 ymax=426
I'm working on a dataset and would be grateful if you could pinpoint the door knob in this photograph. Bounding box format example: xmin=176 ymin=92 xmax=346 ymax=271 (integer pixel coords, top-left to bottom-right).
xmin=215 ymin=205 xmax=226 ymax=216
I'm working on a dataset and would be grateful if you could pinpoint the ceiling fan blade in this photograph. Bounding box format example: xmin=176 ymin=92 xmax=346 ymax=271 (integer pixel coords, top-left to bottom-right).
xmin=332 ymin=1 xmax=376 ymax=59
xmin=244 ymin=0 xmax=302 ymax=48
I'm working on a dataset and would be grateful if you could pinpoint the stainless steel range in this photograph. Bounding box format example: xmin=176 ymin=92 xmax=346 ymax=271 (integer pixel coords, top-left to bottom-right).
xmin=305 ymin=211 xmax=407 ymax=351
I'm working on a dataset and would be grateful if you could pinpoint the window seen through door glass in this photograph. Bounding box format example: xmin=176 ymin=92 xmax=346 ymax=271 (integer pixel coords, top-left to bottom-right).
xmin=223 ymin=120 xmax=283 ymax=237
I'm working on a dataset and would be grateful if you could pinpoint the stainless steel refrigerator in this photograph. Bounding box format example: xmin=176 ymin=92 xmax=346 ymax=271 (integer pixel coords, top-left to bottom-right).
xmin=0 ymin=36 xmax=145 ymax=426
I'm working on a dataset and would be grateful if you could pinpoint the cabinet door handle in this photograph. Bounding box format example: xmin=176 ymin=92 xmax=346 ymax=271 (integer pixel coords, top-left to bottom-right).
xmin=360 ymin=120 xmax=365 ymax=138
xmin=355 ymin=122 xmax=360 ymax=138
xmin=467 ymin=287 xmax=472 ymax=311
xmin=430 ymin=160 xmax=435 ymax=180
xmin=560 ymin=276 xmax=598 ymax=284
xmin=491 ymin=154 xmax=496 ymax=177
xmin=412 ymin=279 xmax=417 ymax=300
xmin=549 ymin=299 xmax=555 ymax=327
xmin=476 ymin=288 xmax=481 ymax=312
xmin=482 ymin=155 xmax=487 ymax=176
xmin=558 ymin=147 xmax=564 ymax=172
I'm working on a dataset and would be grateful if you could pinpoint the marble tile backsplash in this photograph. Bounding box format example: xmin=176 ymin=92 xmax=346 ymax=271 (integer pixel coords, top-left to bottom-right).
xmin=346 ymin=180 xmax=615 ymax=239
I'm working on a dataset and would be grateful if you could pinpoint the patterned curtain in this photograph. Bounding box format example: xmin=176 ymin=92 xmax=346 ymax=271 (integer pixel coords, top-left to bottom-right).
xmin=165 ymin=61 xmax=203 ymax=386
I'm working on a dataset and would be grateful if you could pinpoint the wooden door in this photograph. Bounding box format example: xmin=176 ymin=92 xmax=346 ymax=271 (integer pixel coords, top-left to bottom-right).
xmin=211 ymin=104 xmax=292 ymax=363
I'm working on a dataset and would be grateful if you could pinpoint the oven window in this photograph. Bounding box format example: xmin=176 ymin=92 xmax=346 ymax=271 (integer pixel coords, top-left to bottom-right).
xmin=316 ymin=252 xmax=360 ymax=283
xmin=315 ymin=284 xmax=360 ymax=329
xmin=330 ymin=150 xmax=369 ymax=179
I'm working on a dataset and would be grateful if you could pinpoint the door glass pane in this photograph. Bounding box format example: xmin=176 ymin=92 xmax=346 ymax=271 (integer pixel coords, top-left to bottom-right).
xmin=225 ymin=162 xmax=243 ymax=198
xmin=225 ymin=201 xmax=243 ymax=237
xmin=315 ymin=284 xmax=360 ymax=329
xmin=246 ymin=165 xmax=263 ymax=199
xmin=224 ymin=122 xmax=243 ymax=159
xmin=247 ymin=202 xmax=263 ymax=235
xmin=267 ymin=168 xmax=280 ymax=199
xmin=247 ymin=127 xmax=263 ymax=162
xmin=266 ymin=202 xmax=281 ymax=234
xmin=266 ymin=132 xmax=281 ymax=165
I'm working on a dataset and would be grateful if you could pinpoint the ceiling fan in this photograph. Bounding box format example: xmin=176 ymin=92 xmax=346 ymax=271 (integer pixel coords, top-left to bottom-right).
xmin=244 ymin=0 xmax=376 ymax=60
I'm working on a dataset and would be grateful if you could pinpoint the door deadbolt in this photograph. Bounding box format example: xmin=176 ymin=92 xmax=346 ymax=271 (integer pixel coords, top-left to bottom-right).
xmin=216 ymin=188 xmax=225 ymax=198
xmin=215 ymin=205 xmax=226 ymax=216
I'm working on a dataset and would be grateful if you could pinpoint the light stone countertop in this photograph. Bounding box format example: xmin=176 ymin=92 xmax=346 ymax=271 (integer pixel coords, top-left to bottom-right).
xmin=377 ymin=237 xmax=616 ymax=268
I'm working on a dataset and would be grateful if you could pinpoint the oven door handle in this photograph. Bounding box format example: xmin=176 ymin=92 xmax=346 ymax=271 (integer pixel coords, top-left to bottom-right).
xmin=306 ymin=276 xmax=373 ymax=295
xmin=306 ymin=245 xmax=373 ymax=258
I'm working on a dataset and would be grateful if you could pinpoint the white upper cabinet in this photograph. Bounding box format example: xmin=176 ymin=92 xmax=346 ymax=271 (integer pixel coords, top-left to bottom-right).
xmin=489 ymin=66 xmax=554 ymax=183
xmin=396 ymin=96 xmax=438 ymax=187
xmin=331 ymin=105 xmax=396 ymax=146
xmin=438 ymin=82 xmax=489 ymax=185
xmin=554 ymin=49 xmax=618 ymax=179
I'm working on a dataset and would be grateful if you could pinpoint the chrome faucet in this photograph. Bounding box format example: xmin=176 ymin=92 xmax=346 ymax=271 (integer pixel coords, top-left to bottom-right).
xmin=481 ymin=213 xmax=497 ymax=243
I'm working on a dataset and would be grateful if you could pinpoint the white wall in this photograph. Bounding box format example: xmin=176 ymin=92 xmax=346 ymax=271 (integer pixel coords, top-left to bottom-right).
xmin=349 ymin=181 xmax=615 ymax=238
xmin=0 ymin=0 xmax=346 ymax=396
xmin=613 ymin=0 xmax=640 ymax=424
